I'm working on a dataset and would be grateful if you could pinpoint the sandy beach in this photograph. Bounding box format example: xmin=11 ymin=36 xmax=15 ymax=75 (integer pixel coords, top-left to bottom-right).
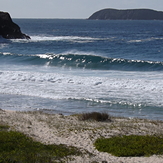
xmin=1 ymin=109 xmax=163 ymax=163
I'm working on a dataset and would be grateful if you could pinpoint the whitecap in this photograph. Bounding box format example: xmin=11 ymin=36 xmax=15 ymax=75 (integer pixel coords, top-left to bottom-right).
xmin=128 ymin=37 xmax=163 ymax=43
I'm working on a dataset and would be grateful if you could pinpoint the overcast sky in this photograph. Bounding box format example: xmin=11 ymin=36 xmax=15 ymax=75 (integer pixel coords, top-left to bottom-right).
xmin=1 ymin=0 xmax=163 ymax=18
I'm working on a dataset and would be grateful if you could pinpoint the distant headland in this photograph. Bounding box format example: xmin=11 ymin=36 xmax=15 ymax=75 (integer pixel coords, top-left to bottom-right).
xmin=0 ymin=11 xmax=30 ymax=39
xmin=88 ymin=8 xmax=163 ymax=20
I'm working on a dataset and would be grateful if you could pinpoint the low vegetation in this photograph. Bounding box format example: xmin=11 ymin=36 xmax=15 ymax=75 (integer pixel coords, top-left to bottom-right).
xmin=94 ymin=135 xmax=163 ymax=157
xmin=1 ymin=110 xmax=163 ymax=162
xmin=0 ymin=124 xmax=81 ymax=163
xmin=0 ymin=124 xmax=9 ymax=131
xmin=78 ymin=112 xmax=111 ymax=122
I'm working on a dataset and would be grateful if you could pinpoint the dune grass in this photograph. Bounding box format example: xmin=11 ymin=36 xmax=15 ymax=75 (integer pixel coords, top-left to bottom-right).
xmin=0 ymin=124 xmax=81 ymax=163
xmin=78 ymin=112 xmax=111 ymax=122
xmin=94 ymin=135 xmax=163 ymax=157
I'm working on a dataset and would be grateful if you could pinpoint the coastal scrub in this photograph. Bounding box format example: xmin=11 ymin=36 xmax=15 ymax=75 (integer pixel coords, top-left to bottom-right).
xmin=94 ymin=135 xmax=163 ymax=157
xmin=0 ymin=124 xmax=81 ymax=163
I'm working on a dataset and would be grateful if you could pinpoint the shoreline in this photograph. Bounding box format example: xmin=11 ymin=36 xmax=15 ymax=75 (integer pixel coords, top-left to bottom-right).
xmin=1 ymin=109 xmax=163 ymax=162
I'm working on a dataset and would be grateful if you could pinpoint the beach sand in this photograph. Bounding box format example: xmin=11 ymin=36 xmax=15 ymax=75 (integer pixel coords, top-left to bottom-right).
xmin=0 ymin=109 xmax=163 ymax=163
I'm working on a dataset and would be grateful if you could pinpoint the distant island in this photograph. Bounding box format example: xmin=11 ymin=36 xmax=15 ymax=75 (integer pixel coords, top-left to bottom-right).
xmin=88 ymin=8 xmax=163 ymax=20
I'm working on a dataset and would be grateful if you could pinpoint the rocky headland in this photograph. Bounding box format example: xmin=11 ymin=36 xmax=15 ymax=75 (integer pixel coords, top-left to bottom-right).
xmin=0 ymin=11 xmax=30 ymax=39
xmin=88 ymin=8 xmax=163 ymax=20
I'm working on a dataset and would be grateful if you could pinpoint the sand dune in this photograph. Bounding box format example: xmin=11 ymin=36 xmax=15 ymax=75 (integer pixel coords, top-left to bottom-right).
xmin=0 ymin=109 xmax=163 ymax=163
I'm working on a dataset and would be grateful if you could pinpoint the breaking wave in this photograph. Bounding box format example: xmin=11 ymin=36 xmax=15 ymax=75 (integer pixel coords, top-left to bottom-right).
xmin=0 ymin=52 xmax=163 ymax=71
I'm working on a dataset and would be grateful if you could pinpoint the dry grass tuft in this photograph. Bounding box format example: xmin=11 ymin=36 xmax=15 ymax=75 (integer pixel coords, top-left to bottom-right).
xmin=78 ymin=112 xmax=111 ymax=122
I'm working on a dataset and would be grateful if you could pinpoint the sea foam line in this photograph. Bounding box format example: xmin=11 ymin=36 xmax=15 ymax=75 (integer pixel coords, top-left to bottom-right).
xmin=128 ymin=37 xmax=163 ymax=43
xmin=9 ymin=35 xmax=113 ymax=44
xmin=10 ymin=35 xmax=103 ymax=43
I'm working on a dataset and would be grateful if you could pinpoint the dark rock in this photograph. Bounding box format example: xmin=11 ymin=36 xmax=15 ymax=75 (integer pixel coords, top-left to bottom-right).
xmin=0 ymin=11 xmax=30 ymax=39
xmin=88 ymin=8 xmax=163 ymax=20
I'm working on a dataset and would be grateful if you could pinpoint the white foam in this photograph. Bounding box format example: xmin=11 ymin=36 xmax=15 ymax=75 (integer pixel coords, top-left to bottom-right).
xmin=9 ymin=35 xmax=118 ymax=44
xmin=35 ymin=50 xmax=102 ymax=60
xmin=128 ymin=37 xmax=163 ymax=43
xmin=128 ymin=40 xmax=142 ymax=43
xmin=29 ymin=35 xmax=101 ymax=43
xmin=0 ymin=69 xmax=163 ymax=108
xmin=37 ymin=54 xmax=54 ymax=59
xmin=3 ymin=52 xmax=11 ymax=55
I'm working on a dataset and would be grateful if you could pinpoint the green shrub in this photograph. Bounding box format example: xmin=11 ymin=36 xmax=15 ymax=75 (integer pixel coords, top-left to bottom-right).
xmin=79 ymin=112 xmax=111 ymax=122
xmin=0 ymin=124 xmax=9 ymax=131
xmin=0 ymin=130 xmax=81 ymax=163
xmin=94 ymin=135 xmax=163 ymax=157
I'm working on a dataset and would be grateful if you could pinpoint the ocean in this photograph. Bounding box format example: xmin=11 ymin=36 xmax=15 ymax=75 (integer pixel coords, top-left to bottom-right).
xmin=0 ymin=19 xmax=163 ymax=120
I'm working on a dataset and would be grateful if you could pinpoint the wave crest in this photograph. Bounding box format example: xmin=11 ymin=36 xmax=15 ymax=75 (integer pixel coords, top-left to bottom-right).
xmin=0 ymin=52 xmax=163 ymax=71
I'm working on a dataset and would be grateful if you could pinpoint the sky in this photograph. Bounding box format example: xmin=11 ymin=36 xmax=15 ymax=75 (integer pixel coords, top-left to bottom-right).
xmin=1 ymin=0 xmax=163 ymax=19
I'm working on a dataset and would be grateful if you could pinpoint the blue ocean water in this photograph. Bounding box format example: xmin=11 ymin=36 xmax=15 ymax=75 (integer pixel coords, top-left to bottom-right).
xmin=1 ymin=19 xmax=163 ymax=120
